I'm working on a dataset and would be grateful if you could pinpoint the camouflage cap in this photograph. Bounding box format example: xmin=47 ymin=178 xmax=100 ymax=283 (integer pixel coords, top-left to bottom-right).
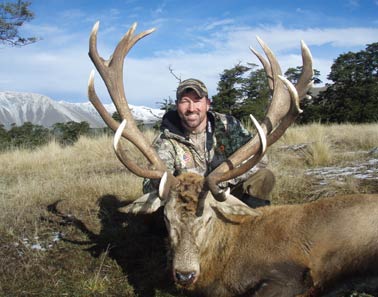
xmin=176 ymin=78 xmax=208 ymax=100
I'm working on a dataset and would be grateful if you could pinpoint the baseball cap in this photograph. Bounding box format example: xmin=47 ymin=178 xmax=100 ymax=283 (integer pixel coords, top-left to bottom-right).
xmin=176 ymin=78 xmax=208 ymax=100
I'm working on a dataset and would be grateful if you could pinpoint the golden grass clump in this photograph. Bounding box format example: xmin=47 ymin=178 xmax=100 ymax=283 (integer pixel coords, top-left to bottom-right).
xmin=275 ymin=123 xmax=333 ymax=166
xmin=264 ymin=122 xmax=378 ymax=203
xmin=326 ymin=122 xmax=378 ymax=150
xmin=0 ymin=134 xmax=148 ymax=236
xmin=271 ymin=122 xmax=378 ymax=166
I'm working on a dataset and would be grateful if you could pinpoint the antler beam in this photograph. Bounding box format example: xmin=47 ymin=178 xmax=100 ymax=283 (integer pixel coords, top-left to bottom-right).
xmin=206 ymin=38 xmax=313 ymax=200
xmin=88 ymin=22 xmax=167 ymax=179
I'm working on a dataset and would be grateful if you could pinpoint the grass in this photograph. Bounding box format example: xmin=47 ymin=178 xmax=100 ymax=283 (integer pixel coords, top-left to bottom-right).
xmin=0 ymin=123 xmax=377 ymax=296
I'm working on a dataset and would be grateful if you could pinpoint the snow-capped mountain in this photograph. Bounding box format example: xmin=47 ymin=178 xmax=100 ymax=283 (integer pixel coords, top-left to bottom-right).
xmin=0 ymin=91 xmax=165 ymax=129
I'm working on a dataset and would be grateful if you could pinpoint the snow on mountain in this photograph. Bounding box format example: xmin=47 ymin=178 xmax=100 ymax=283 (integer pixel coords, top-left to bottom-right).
xmin=0 ymin=91 xmax=164 ymax=129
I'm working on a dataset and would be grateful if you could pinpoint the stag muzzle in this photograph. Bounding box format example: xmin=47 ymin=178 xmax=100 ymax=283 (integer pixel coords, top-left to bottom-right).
xmin=174 ymin=270 xmax=198 ymax=287
xmin=171 ymin=231 xmax=201 ymax=287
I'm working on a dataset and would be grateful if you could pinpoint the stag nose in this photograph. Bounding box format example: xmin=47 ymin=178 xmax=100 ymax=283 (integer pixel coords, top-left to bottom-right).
xmin=175 ymin=270 xmax=197 ymax=286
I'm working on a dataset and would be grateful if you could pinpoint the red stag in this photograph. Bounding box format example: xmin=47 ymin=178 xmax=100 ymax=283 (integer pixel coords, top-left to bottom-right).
xmin=88 ymin=21 xmax=378 ymax=297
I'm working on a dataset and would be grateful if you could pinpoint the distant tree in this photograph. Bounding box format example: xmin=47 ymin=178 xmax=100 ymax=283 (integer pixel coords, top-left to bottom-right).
xmin=234 ymin=65 xmax=271 ymax=122
xmin=284 ymin=67 xmax=322 ymax=124
xmin=212 ymin=63 xmax=250 ymax=115
xmin=8 ymin=122 xmax=50 ymax=148
xmin=303 ymin=42 xmax=378 ymax=123
xmin=157 ymin=97 xmax=175 ymax=113
xmin=212 ymin=62 xmax=325 ymax=123
xmin=111 ymin=111 xmax=148 ymax=131
xmin=112 ymin=111 xmax=121 ymax=123
xmin=52 ymin=121 xmax=90 ymax=146
xmin=168 ymin=65 xmax=182 ymax=83
xmin=284 ymin=67 xmax=322 ymax=85
xmin=0 ymin=124 xmax=10 ymax=150
xmin=0 ymin=0 xmax=37 ymax=46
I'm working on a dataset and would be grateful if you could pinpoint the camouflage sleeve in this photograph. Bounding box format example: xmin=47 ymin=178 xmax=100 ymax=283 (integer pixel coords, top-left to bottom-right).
xmin=221 ymin=115 xmax=269 ymax=187
xmin=233 ymin=118 xmax=268 ymax=169
xmin=142 ymin=133 xmax=176 ymax=193
xmin=225 ymin=116 xmax=253 ymax=156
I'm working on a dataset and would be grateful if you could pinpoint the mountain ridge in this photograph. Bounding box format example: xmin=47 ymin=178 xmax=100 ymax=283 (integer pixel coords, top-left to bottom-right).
xmin=0 ymin=91 xmax=164 ymax=129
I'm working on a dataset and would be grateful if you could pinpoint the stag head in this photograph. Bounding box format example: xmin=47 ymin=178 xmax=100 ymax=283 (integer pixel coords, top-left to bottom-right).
xmin=88 ymin=21 xmax=313 ymax=287
xmin=162 ymin=172 xmax=261 ymax=286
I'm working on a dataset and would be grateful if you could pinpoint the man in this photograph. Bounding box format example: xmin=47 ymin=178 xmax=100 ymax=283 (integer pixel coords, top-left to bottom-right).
xmin=143 ymin=78 xmax=275 ymax=207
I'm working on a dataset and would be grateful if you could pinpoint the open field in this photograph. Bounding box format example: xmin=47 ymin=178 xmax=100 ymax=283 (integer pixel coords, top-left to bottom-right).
xmin=1 ymin=123 xmax=377 ymax=297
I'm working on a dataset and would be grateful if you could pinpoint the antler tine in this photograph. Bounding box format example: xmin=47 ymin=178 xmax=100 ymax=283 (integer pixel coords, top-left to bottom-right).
xmin=251 ymin=40 xmax=313 ymax=101
xmin=255 ymin=37 xmax=294 ymax=136
xmin=113 ymin=120 xmax=165 ymax=179
xmin=88 ymin=69 xmax=120 ymax=132
xmin=265 ymin=75 xmax=302 ymax=146
xmin=206 ymin=38 xmax=313 ymax=199
xmin=88 ymin=21 xmax=167 ymax=178
xmin=249 ymin=45 xmax=274 ymax=91
xmin=207 ymin=115 xmax=267 ymax=201
xmin=89 ymin=22 xmax=154 ymax=123
xmin=295 ymin=41 xmax=314 ymax=99
xmin=264 ymin=42 xmax=312 ymax=147
xmin=207 ymin=38 xmax=286 ymax=173
xmin=107 ymin=23 xmax=156 ymax=119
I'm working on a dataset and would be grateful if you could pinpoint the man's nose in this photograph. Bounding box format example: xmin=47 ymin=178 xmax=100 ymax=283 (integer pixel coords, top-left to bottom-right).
xmin=187 ymin=101 xmax=195 ymax=111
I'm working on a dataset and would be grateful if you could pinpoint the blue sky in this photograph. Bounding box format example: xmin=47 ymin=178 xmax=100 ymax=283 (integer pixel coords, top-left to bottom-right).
xmin=1 ymin=0 xmax=377 ymax=107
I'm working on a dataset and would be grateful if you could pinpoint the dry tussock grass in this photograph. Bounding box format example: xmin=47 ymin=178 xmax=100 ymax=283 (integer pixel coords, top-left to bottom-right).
xmin=266 ymin=122 xmax=378 ymax=203
xmin=0 ymin=135 xmax=145 ymax=235
xmin=1 ymin=122 xmax=377 ymax=226
xmin=0 ymin=122 xmax=377 ymax=296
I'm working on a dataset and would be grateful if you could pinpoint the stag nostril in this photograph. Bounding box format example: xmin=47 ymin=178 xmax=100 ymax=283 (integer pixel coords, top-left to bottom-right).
xmin=175 ymin=270 xmax=197 ymax=285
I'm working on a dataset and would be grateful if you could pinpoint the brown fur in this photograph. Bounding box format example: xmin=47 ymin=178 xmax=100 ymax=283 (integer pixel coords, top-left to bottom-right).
xmin=165 ymin=173 xmax=378 ymax=297
xmin=172 ymin=173 xmax=206 ymax=213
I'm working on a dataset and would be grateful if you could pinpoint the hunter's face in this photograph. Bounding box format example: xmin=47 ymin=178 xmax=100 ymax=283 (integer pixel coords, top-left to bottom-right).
xmin=177 ymin=90 xmax=210 ymax=133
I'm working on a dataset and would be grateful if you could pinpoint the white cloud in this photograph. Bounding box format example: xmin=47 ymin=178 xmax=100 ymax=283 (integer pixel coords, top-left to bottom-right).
xmin=58 ymin=9 xmax=87 ymax=20
xmin=152 ymin=1 xmax=167 ymax=16
xmin=2 ymin=24 xmax=378 ymax=107
xmin=347 ymin=0 xmax=360 ymax=8
xmin=213 ymin=25 xmax=378 ymax=52
xmin=298 ymin=27 xmax=378 ymax=47
xmin=202 ymin=19 xmax=235 ymax=31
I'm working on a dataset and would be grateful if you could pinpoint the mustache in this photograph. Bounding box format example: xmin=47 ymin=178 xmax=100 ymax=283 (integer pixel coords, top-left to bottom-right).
xmin=184 ymin=111 xmax=200 ymax=116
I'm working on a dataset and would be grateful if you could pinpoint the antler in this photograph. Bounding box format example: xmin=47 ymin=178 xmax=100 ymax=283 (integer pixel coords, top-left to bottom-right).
xmin=206 ymin=37 xmax=313 ymax=201
xmin=88 ymin=21 xmax=167 ymax=179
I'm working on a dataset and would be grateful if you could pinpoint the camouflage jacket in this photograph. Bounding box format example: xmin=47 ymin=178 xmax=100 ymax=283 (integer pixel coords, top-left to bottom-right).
xmin=143 ymin=110 xmax=267 ymax=193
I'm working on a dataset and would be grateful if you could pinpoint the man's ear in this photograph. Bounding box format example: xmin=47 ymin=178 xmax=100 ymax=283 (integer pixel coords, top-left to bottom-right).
xmin=206 ymin=98 xmax=211 ymax=111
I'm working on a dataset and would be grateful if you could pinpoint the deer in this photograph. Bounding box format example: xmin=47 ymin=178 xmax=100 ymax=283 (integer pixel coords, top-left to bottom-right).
xmin=87 ymin=21 xmax=378 ymax=297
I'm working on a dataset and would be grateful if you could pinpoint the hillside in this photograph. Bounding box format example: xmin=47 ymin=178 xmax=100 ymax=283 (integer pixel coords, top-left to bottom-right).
xmin=0 ymin=91 xmax=164 ymax=129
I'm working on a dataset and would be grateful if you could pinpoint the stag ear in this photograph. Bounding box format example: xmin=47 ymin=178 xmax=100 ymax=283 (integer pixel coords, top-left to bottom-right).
xmin=211 ymin=193 xmax=261 ymax=223
xmin=213 ymin=203 xmax=261 ymax=223
xmin=119 ymin=192 xmax=164 ymax=214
